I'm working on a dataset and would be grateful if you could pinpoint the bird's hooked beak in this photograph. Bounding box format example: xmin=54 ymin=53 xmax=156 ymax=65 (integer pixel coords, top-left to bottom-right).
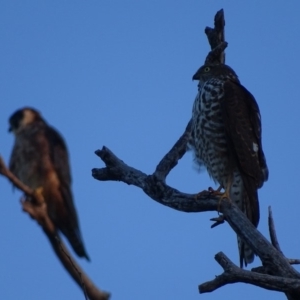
xmin=8 ymin=126 xmax=12 ymax=132
xmin=192 ymin=68 xmax=201 ymax=81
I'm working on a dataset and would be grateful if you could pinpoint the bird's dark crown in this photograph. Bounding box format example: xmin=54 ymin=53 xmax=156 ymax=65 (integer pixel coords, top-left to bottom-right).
xmin=9 ymin=107 xmax=43 ymax=133
xmin=192 ymin=64 xmax=239 ymax=83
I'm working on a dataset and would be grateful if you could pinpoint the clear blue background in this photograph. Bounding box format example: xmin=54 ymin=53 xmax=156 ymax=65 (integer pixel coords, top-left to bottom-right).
xmin=1 ymin=1 xmax=299 ymax=299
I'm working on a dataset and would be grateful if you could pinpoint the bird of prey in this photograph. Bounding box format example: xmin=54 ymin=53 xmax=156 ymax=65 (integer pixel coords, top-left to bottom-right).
xmin=9 ymin=107 xmax=90 ymax=260
xmin=190 ymin=64 xmax=268 ymax=267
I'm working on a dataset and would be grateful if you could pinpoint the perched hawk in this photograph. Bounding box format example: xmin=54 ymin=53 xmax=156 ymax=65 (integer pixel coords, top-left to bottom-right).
xmin=190 ymin=64 xmax=268 ymax=267
xmin=9 ymin=107 xmax=90 ymax=260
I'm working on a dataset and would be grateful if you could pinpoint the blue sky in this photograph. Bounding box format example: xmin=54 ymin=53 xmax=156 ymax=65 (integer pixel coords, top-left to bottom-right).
xmin=1 ymin=1 xmax=300 ymax=299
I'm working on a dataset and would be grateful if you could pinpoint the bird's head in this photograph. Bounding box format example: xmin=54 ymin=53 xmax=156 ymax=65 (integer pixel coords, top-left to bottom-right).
xmin=8 ymin=107 xmax=43 ymax=134
xmin=192 ymin=64 xmax=239 ymax=86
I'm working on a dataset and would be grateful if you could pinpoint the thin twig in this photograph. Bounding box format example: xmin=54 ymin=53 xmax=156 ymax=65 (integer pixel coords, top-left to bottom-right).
xmin=154 ymin=120 xmax=192 ymax=181
xmin=204 ymin=8 xmax=226 ymax=64
xmin=56 ymin=236 xmax=88 ymax=300
xmin=268 ymin=206 xmax=283 ymax=254
xmin=288 ymin=259 xmax=300 ymax=265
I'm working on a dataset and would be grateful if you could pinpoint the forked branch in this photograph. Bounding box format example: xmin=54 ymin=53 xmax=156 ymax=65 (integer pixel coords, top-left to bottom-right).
xmin=92 ymin=142 xmax=300 ymax=298
xmin=199 ymin=252 xmax=300 ymax=293
xmin=92 ymin=9 xmax=300 ymax=299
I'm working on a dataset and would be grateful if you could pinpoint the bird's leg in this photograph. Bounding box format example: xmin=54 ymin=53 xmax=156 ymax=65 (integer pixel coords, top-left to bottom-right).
xmin=216 ymin=181 xmax=232 ymax=217
xmin=210 ymin=185 xmax=231 ymax=228
xmin=208 ymin=184 xmax=232 ymax=208
xmin=218 ymin=184 xmax=231 ymax=203
xmin=210 ymin=179 xmax=232 ymax=228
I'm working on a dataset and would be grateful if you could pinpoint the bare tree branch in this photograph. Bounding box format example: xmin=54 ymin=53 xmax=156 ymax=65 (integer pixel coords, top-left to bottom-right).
xmin=204 ymin=8 xmax=226 ymax=64
xmin=267 ymin=207 xmax=300 ymax=266
xmin=92 ymin=146 xmax=300 ymax=274
xmin=92 ymin=8 xmax=300 ymax=300
xmin=0 ymin=156 xmax=110 ymax=300
xmin=3 ymin=7 xmax=297 ymax=300
xmin=288 ymin=259 xmax=300 ymax=265
xmin=154 ymin=120 xmax=192 ymax=181
xmin=268 ymin=206 xmax=283 ymax=254
xmin=92 ymin=142 xmax=300 ymax=299
xmin=199 ymin=252 xmax=300 ymax=293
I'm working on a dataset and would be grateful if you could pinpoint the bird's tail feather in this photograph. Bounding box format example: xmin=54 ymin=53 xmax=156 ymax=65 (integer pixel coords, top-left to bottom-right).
xmin=60 ymin=223 xmax=90 ymax=261
xmin=230 ymin=171 xmax=258 ymax=268
xmin=238 ymin=237 xmax=255 ymax=268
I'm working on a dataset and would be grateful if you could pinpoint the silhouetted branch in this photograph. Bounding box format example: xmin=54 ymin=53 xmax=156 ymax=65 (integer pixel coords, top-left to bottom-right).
xmin=204 ymin=8 xmax=226 ymax=64
xmin=92 ymin=8 xmax=300 ymax=300
xmin=199 ymin=252 xmax=300 ymax=293
xmin=0 ymin=156 xmax=110 ymax=300
xmin=268 ymin=206 xmax=283 ymax=254
xmin=154 ymin=120 xmax=192 ymax=181
xmin=267 ymin=207 xmax=300 ymax=265
xmin=288 ymin=259 xmax=300 ymax=265
xmin=92 ymin=145 xmax=300 ymax=299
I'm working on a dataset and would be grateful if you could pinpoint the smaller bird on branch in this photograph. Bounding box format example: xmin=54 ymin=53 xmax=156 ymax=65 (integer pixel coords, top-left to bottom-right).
xmin=8 ymin=107 xmax=90 ymax=260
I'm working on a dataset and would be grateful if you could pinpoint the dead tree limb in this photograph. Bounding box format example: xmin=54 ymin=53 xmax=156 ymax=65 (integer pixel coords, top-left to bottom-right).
xmin=92 ymin=144 xmax=300 ymax=298
xmin=268 ymin=206 xmax=283 ymax=254
xmin=0 ymin=156 xmax=110 ymax=300
xmin=199 ymin=252 xmax=300 ymax=293
xmin=267 ymin=207 xmax=300 ymax=266
xmin=92 ymin=9 xmax=300 ymax=299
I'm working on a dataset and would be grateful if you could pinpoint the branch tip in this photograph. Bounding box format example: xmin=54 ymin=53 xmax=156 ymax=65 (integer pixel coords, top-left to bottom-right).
xmin=95 ymin=149 xmax=102 ymax=157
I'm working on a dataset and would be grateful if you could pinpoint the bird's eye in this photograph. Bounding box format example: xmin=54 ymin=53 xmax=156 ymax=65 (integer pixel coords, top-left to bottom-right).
xmin=204 ymin=67 xmax=210 ymax=72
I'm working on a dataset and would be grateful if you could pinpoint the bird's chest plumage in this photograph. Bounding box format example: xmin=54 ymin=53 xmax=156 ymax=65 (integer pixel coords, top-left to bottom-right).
xmin=191 ymin=79 xmax=230 ymax=186
xmin=10 ymin=128 xmax=52 ymax=188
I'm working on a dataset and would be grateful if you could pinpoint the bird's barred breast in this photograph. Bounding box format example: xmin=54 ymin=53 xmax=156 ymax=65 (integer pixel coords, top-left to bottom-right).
xmin=191 ymin=81 xmax=230 ymax=186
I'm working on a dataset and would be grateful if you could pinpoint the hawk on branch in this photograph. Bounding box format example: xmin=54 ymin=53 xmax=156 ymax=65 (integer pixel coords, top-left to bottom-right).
xmin=9 ymin=107 xmax=90 ymax=260
xmin=190 ymin=64 xmax=268 ymax=267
